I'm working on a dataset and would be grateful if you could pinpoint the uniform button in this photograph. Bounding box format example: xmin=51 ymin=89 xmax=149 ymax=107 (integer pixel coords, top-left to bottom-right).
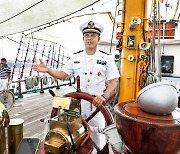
xmin=97 ymin=72 xmax=101 ymax=76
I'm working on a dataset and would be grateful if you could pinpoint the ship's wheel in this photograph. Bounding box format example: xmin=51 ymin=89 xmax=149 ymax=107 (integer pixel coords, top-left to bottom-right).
xmin=55 ymin=91 xmax=113 ymax=154
xmin=37 ymin=91 xmax=114 ymax=154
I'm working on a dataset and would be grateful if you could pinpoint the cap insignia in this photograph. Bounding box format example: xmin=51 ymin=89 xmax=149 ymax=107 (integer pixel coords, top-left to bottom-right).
xmin=88 ymin=21 xmax=95 ymax=29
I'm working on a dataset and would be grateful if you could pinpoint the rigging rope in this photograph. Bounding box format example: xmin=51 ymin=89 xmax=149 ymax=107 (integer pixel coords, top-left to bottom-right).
xmin=6 ymin=36 xmax=69 ymax=70
xmin=42 ymin=43 xmax=53 ymax=86
xmin=50 ymin=43 xmax=55 ymax=69
xmin=41 ymin=41 xmax=47 ymax=59
xmin=110 ymin=0 xmax=119 ymax=54
xmin=11 ymin=32 xmax=24 ymax=81
xmin=144 ymin=0 xmax=161 ymax=85
xmin=29 ymin=40 xmax=38 ymax=77
xmin=20 ymin=38 xmax=31 ymax=79
xmin=46 ymin=43 xmax=52 ymax=66
xmin=53 ymin=43 xmax=57 ymax=69
xmin=138 ymin=0 xmax=161 ymax=87
xmin=143 ymin=72 xmax=159 ymax=87
xmin=18 ymin=36 xmax=26 ymax=79
xmin=0 ymin=0 xmax=45 ymax=25
xmin=156 ymin=0 xmax=162 ymax=80
xmin=56 ymin=45 xmax=62 ymax=70
xmin=61 ymin=49 xmax=65 ymax=70
xmin=6 ymin=37 xmax=65 ymax=59
xmin=29 ymin=31 xmax=38 ymax=77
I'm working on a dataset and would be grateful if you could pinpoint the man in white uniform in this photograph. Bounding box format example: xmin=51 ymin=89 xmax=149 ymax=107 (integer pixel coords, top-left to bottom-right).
xmin=33 ymin=21 xmax=120 ymax=150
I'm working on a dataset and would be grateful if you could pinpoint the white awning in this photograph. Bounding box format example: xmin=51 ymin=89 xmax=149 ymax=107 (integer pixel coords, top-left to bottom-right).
xmin=31 ymin=12 xmax=118 ymax=51
xmin=0 ymin=0 xmax=99 ymax=37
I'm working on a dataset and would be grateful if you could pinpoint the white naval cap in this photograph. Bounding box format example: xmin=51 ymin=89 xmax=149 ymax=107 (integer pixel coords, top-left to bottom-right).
xmin=80 ymin=21 xmax=104 ymax=35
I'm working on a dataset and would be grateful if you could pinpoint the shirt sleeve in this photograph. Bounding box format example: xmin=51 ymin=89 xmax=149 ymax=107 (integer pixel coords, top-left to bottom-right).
xmin=8 ymin=67 xmax=11 ymax=73
xmin=62 ymin=57 xmax=74 ymax=75
xmin=106 ymin=55 xmax=120 ymax=80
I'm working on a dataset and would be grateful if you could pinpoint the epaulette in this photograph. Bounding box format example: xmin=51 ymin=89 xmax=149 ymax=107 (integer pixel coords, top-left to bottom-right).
xmin=99 ymin=50 xmax=110 ymax=55
xmin=74 ymin=50 xmax=83 ymax=54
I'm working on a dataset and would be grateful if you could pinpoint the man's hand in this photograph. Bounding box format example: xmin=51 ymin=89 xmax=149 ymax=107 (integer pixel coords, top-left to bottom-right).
xmin=32 ymin=59 xmax=49 ymax=73
xmin=92 ymin=94 xmax=106 ymax=107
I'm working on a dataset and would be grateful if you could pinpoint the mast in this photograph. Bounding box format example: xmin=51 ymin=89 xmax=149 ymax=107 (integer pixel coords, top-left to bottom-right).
xmin=118 ymin=0 xmax=149 ymax=102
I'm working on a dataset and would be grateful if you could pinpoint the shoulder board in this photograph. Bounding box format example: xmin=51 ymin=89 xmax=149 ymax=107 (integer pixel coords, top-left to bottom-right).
xmin=99 ymin=50 xmax=110 ymax=55
xmin=74 ymin=50 xmax=83 ymax=54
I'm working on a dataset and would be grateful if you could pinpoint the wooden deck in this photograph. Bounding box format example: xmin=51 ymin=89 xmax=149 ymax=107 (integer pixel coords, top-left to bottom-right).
xmin=9 ymin=85 xmax=76 ymax=140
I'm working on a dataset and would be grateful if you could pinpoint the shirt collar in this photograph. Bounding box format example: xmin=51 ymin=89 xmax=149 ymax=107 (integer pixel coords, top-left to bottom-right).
xmin=84 ymin=48 xmax=99 ymax=57
xmin=1 ymin=64 xmax=8 ymax=67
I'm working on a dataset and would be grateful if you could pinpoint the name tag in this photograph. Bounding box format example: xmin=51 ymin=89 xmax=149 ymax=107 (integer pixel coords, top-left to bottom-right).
xmin=74 ymin=61 xmax=80 ymax=64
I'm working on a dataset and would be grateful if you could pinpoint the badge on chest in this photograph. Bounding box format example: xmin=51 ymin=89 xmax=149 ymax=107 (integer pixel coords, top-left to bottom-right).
xmin=97 ymin=59 xmax=107 ymax=66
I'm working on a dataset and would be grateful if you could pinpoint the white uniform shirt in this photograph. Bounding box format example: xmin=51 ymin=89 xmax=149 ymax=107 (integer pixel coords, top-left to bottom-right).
xmin=62 ymin=49 xmax=120 ymax=96
xmin=63 ymin=50 xmax=120 ymax=149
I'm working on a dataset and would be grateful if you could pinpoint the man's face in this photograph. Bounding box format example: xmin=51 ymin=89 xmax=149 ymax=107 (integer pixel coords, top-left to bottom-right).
xmin=83 ymin=33 xmax=100 ymax=50
xmin=1 ymin=60 xmax=6 ymax=66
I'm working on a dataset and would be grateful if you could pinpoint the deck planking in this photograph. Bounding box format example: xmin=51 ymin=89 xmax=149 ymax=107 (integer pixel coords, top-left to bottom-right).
xmin=9 ymin=86 xmax=76 ymax=140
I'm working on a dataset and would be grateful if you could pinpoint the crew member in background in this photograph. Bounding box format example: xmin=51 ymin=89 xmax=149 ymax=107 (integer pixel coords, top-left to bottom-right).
xmin=32 ymin=21 xmax=120 ymax=151
xmin=0 ymin=58 xmax=11 ymax=91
